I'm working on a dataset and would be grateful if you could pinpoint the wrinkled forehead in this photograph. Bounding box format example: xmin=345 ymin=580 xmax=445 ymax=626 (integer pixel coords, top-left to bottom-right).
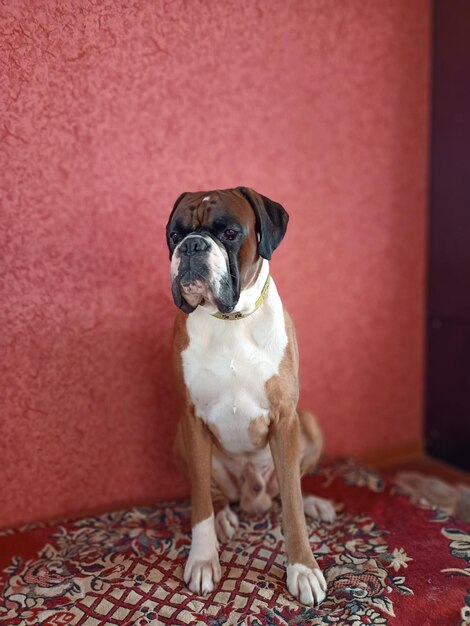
xmin=170 ymin=189 xmax=256 ymax=230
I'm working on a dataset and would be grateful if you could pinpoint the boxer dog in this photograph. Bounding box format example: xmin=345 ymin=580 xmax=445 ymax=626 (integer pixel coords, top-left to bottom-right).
xmin=167 ymin=187 xmax=335 ymax=607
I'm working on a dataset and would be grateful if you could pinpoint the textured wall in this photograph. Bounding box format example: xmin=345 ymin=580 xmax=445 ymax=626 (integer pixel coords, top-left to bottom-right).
xmin=0 ymin=1 xmax=430 ymax=529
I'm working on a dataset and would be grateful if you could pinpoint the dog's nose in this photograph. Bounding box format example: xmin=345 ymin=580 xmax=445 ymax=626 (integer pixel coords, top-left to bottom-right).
xmin=180 ymin=236 xmax=209 ymax=256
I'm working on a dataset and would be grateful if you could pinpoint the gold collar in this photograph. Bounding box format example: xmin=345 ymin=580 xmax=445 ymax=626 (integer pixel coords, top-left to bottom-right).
xmin=212 ymin=274 xmax=271 ymax=321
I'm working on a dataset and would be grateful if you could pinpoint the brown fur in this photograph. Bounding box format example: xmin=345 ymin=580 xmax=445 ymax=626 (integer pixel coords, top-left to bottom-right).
xmin=247 ymin=415 xmax=270 ymax=448
xmin=171 ymin=190 xmax=261 ymax=290
xmin=264 ymin=310 xmax=321 ymax=568
xmin=172 ymin=313 xmax=215 ymax=526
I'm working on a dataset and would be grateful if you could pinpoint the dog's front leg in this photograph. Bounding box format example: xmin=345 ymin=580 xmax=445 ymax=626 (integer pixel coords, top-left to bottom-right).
xmin=181 ymin=406 xmax=221 ymax=595
xmin=269 ymin=407 xmax=327 ymax=606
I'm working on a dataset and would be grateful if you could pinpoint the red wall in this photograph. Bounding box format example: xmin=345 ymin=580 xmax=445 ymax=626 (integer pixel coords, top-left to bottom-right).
xmin=0 ymin=1 xmax=430 ymax=529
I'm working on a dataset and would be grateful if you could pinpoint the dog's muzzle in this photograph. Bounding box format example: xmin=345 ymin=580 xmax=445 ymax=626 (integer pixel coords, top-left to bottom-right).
xmin=170 ymin=234 xmax=236 ymax=314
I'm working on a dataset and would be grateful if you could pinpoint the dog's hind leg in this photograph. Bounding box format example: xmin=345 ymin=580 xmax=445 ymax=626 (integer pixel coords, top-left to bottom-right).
xmin=211 ymin=455 xmax=240 ymax=543
xmin=298 ymin=410 xmax=323 ymax=475
xmin=214 ymin=502 xmax=239 ymax=543
xmin=303 ymin=494 xmax=336 ymax=523
xmin=298 ymin=410 xmax=336 ymax=523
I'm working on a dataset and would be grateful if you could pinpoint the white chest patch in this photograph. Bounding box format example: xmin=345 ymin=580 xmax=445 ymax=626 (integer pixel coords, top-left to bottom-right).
xmin=182 ymin=280 xmax=287 ymax=454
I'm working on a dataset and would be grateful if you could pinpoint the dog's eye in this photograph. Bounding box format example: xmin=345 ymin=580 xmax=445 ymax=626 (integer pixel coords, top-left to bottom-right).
xmin=223 ymin=229 xmax=237 ymax=241
xmin=170 ymin=232 xmax=180 ymax=245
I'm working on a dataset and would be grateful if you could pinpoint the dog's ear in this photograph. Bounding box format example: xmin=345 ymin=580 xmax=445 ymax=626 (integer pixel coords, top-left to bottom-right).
xmin=166 ymin=192 xmax=188 ymax=260
xmin=236 ymin=187 xmax=289 ymax=260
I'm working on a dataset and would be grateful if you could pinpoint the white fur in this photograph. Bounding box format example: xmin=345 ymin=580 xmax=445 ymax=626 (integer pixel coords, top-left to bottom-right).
xmin=182 ymin=260 xmax=288 ymax=456
xmin=303 ymin=495 xmax=336 ymax=523
xmin=184 ymin=515 xmax=221 ymax=595
xmin=215 ymin=505 xmax=239 ymax=543
xmin=286 ymin=563 xmax=327 ymax=606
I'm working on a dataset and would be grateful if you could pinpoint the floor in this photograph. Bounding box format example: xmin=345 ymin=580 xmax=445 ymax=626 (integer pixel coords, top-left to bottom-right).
xmin=375 ymin=455 xmax=470 ymax=487
xmin=364 ymin=452 xmax=470 ymax=523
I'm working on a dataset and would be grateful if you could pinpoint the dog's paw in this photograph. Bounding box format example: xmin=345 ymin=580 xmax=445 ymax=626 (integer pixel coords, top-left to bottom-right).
xmin=303 ymin=495 xmax=336 ymax=523
xmin=215 ymin=506 xmax=239 ymax=543
xmin=184 ymin=553 xmax=221 ymax=595
xmin=287 ymin=563 xmax=327 ymax=606
xmin=184 ymin=515 xmax=221 ymax=595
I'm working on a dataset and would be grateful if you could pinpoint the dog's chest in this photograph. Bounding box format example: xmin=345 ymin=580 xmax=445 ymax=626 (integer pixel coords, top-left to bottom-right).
xmin=182 ymin=302 xmax=287 ymax=454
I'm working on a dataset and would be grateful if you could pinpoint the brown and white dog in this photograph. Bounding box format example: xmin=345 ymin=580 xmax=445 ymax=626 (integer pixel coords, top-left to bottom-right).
xmin=166 ymin=187 xmax=335 ymax=607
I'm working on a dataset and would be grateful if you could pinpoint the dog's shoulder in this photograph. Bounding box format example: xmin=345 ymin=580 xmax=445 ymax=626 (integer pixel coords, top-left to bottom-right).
xmin=265 ymin=307 xmax=300 ymax=414
xmin=282 ymin=307 xmax=299 ymax=367
xmin=172 ymin=311 xmax=190 ymax=400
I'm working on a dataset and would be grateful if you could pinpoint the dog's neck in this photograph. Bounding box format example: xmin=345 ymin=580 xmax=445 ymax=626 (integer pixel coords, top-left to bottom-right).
xmin=200 ymin=259 xmax=270 ymax=319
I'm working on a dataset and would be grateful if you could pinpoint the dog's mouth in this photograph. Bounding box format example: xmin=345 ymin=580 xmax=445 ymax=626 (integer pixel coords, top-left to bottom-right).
xmin=172 ymin=266 xmax=237 ymax=314
xmin=178 ymin=272 xmax=213 ymax=309
xmin=170 ymin=235 xmax=240 ymax=314
xmin=180 ymin=277 xmax=207 ymax=297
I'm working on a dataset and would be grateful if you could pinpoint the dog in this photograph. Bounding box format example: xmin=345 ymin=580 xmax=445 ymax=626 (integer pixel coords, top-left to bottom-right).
xmin=166 ymin=187 xmax=335 ymax=606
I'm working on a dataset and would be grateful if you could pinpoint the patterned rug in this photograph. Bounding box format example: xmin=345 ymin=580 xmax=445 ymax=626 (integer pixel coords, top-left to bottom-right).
xmin=0 ymin=459 xmax=469 ymax=626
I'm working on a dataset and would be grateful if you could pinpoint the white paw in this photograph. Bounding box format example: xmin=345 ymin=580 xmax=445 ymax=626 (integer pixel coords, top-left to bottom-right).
xmin=215 ymin=506 xmax=239 ymax=543
xmin=303 ymin=495 xmax=336 ymax=523
xmin=184 ymin=514 xmax=221 ymax=595
xmin=184 ymin=553 xmax=221 ymax=595
xmin=287 ymin=563 xmax=327 ymax=606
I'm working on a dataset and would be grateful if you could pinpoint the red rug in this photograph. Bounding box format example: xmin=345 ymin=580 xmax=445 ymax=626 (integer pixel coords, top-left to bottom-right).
xmin=1 ymin=459 xmax=469 ymax=625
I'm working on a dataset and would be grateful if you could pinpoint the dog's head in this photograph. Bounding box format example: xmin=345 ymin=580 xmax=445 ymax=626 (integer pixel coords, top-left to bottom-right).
xmin=166 ymin=187 xmax=289 ymax=314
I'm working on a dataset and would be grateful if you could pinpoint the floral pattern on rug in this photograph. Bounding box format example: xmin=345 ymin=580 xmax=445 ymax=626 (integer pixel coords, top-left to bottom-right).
xmin=0 ymin=459 xmax=468 ymax=626
xmin=441 ymin=528 xmax=470 ymax=626
xmin=318 ymin=458 xmax=384 ymax=494
xmin=0 ymin=506 xmax=413 ymax=626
